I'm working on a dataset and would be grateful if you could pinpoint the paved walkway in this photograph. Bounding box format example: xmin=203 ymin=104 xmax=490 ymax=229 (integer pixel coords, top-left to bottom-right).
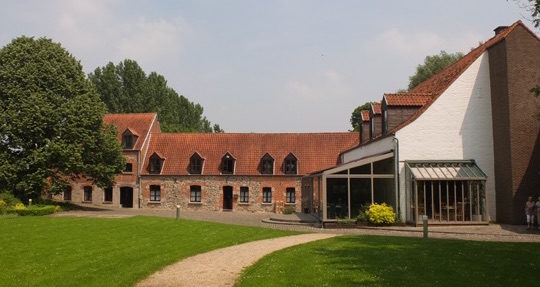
xmin=136 ymin=233 xmax=337 ymax=287
xmin=52 ymin=207 xmax=540 ymax=242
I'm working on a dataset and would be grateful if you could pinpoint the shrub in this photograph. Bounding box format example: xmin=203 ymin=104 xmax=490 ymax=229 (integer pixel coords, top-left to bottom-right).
xmin=282 ymin=206 xmax=296 ymax=214
xmin=0 ymin=192 xmax=22 ymax=207
xmin=14 ymin=205 xmax=57 ymax=216
xmin=0 ymin=199 xmax=6 ymax=215
xmin=367 ymin=203 xmax=396 ymax=225
xmin=14 ymin=203 xmax=26 ymax=210
xmin=356 ymin=205 xmax=369 ymax=222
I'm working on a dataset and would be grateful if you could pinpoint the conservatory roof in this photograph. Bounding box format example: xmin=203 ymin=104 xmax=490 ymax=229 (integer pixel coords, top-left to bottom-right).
xmin=405 ymin=160 xmax=487 ymax=181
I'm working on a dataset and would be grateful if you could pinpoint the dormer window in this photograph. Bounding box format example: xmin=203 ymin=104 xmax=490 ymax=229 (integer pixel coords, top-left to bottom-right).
xmin=221 ymin=152 xmax=235 ymax=174
xmin=189 ymin=153 xmax=204 ymax=175
xmin=148 ymin=153 xmax=164 ymax=174
xmin=383 ymin=108 xmax=388 ymax=135
xmin=284 ymin=153 xmax=298 ymax=175
xmin=122 ymin=128 xmax=139 ymax=150
xmin=260 ymin=153 xmax=274 ymax=175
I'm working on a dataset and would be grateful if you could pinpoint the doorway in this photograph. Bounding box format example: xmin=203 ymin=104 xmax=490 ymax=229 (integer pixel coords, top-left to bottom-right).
xmin=120 ymin=187 xmax=133 ymax=208
xmin=223 ymin=186 xmax=233 ymax=210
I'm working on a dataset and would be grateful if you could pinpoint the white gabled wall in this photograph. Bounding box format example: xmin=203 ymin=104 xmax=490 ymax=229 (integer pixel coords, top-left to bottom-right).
xmin=396 ymin=52 xmax=496 ymax=220
xmin=342 ymin=136 xmax=394 ymax=163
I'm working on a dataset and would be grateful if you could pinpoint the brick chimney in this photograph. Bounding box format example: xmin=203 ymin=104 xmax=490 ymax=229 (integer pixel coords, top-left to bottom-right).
xmin=494 ymin=26 xmax=509 ymax=35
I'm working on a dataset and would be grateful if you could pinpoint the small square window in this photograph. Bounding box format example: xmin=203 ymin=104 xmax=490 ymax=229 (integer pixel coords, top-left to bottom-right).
xmin=190 ymin=185 xmax=202 ymax=202
xmin=262 ymin=187 xmax=272 ymax=203
xmin=240 ymin=187 xmax=249 ymax=203
xmin=150 ymin=185 xmax=161 ymax=202
xmin=83 ymin=186 xmax=92 ymax=202
xmin=124 ymin=163 xmax=133 ymax=173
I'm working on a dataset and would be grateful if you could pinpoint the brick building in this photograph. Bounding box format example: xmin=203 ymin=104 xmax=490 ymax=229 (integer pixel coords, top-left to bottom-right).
xmin=57 ymin=21 xmax=538 ymax=225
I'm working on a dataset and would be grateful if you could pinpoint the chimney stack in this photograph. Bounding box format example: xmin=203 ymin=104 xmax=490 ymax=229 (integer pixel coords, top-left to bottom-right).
xmin=494 ymin=26 xmax=509 ymax=35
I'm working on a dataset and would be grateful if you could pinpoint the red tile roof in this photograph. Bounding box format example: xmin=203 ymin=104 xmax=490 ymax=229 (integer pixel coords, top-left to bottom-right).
xmin=142 ymin=132 xmax=359 ymax=176
xmin=360 ymin=110 xmax=370 ymax=122
xmin=103 ymin=113 xmax=157 ymax=150
xmin=371 ymin=102 xmax=382 ymax=115
xmin=384 ymin=93 xmax=433 ymax=106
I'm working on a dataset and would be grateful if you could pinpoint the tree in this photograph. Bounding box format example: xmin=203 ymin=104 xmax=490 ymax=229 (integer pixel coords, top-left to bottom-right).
xmin=408 ymin=51 xmax=463 ymax=90
xmin=0 ymin=37 xmax=125 ymax=200
xmin=89 ymin=60 xmax=222 ymax=133
xmin=350 ymin=102 xmax=372 ymax=131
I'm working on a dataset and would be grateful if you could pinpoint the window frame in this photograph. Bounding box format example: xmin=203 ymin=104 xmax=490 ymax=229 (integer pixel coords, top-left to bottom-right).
xmin=284 ymin=154 xmax=298 ymax=175
xmin=190 ymin=185 xmax=202 ymax=203
xmin=189 ymin=153 xmax=204 ymax=175
xmin=221 ymin=153 xmax=235 ymax=175
xmin=286 ymin=187 xmax=296 ymax=204
xmin=124 ymin=163 xmax=133 ymax=173
xmin=260 ymin=153 xmax=274 ymax=175
xmin=83 ymin=186 xmax=92 ymax=202
xmin=149 ymin=185 xmax=161 ymax=202
xmin=148 ymin=154 xmax=163 ymax=174
xmin=262 ymin=187 xmax=272 ymax=203
xmin=239 ymin=186 xmax=249 ymax=203
xmin=104 ymin=187 xmax=113 ymax=203
xmin=63 ymin=187 xmax=72 ymax=201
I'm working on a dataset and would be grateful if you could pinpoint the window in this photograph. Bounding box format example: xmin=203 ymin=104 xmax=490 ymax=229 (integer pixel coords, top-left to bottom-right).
xmin=370 ymin=117 xmax=375 ymax=139
xmin=240 ymin=187 xmax=249 ymax=203
xmin=150 ymin=185 xmax=161 ymax=202
xmin=262 ymin=187 xmax=272 ymax=203
xmin=284 ymin=154 xmax=297 ymax=175
xmin=383 ymin=108 xmax=388 ymax=135
xmin=190 ymin=185 xmax=202 ymax=203
xmin=124 ymin=163 xmax=133 ymax=173
xmin=189 ymin=153 xmax=204 ymax=174
xmin=286 ymin=188 xmax=296 ymax=204
xmin=83 ymin=186 xmax=92 ymax=202
xmin=104 ymin=187 xmax=113 ymax=202
xmin=260 ymin=153 xmax=274 ymax=175
xmin=121 ymin=129 xmax=138 ymax=150
xmin=221 ymin=153 xmax=235 ymax=174
xmin=64 ymin=187 xmax=72 ymax=201
xmin=148 ymin=153 xmax=163 ymax=174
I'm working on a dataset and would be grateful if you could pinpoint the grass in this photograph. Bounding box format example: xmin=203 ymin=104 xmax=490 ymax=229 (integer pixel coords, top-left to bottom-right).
xmin=0 ymin=215 xmax=296 ymax=287
xmin=236 ymin=235 xmax=540 ymax=287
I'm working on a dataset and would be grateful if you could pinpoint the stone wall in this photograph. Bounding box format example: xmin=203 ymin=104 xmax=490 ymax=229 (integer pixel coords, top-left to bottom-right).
xmin=140 ymin=175 xmax=303 ymax=213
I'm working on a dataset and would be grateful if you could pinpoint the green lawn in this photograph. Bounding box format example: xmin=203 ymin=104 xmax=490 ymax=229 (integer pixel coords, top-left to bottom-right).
xmin=0 ymin=215 xmax=296 ymax=287
xmin=236 ymin=235 xmax=540 ymax=287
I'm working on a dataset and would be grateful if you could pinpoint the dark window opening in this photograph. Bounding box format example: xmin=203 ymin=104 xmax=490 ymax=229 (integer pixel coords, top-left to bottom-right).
xmin=260 ymin=153 xmax=274 ymax=175
xmin=83 ymin=186 xmax=92 ymax=202
xmin=190 ymin=153 xmax=204 ymax=174
xmin=190 ymin=185 xmax=202 ymax=202
xmin=124 ymin=163 xmax=133 ymax=173
xmin=240 ymin=187 xmax=249 ymax=203
xmin=148 ymin=154 xmax=163 ymax=174
xmin=64 ymin=187 xmax=72 ymax=201
xmin=284 ymin=154 xmax=297 ymax=175
xmin=383 ymin=109 xmax=388 ymax=135
xmin=263 ymin=187 xmax=272 ymax=203
xmin=221 ymin=153 xmax=235 ymax=174
xmin=104 ymin=187 xmax=113 ymax=202
xmin=286 ymin=188 xmax=296 ymax=204
xmin=150 ymin=185 xmax=161 ymax=201
xmin=122 ymin=134 xmax=134 ymax=149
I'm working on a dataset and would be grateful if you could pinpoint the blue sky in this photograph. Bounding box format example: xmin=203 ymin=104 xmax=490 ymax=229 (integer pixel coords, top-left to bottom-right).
xmin=0 ymin=0 xmax=535 ymax=132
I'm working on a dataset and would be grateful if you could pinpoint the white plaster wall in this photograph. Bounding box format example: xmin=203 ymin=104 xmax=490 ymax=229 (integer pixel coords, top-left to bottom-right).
xmin=342 ymin=136 xmax=394 ymax=163
xmin=396 ymin=52 xmax=496 ymax=221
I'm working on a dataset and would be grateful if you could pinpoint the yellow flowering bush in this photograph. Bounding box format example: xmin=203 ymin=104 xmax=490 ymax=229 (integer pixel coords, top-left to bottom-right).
xmin=367 ymin=203 xmax=396 ymax=225
xmin=0 ymin=199 xmax=6 ymax=209
xmin=14 ymin=203 xmax=26 ymax=210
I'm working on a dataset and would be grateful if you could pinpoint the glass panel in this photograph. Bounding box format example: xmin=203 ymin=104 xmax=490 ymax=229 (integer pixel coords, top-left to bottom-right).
xmin=373 ymin=178 xmax=395 ymax=208
xmin=350 ymin=163 xmax=370 ymax=174
xmin=350 ymin=178 xmax=371 ymax=218
xmin=326 ymin=178 xmax=348 ymax=219
xmin=373 ymin=157 xmax=394 ymax=174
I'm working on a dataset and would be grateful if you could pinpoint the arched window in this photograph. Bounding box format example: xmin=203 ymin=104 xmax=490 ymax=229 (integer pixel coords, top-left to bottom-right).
xmin=122 ymin=128 xmax=139 ymax=149
xmin=284 ymin=153 xmax=298 ymax=175
xmin=148 ymin=153 xmax=164 ymax=174
xmin=260 ymin=153 xmax=274 ymax=175
xmin=189 ymin=153 xmax=204 ymax=174
xmin=221 ymin=152 xmax=235 ymax=174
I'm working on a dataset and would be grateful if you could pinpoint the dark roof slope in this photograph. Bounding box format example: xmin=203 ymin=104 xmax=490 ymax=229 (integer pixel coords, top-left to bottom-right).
xmin=142 ymin=132 xmax=359 ymax=176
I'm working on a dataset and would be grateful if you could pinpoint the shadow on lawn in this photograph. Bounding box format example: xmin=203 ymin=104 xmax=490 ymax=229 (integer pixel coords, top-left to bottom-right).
xmin=306 ymin=235 xmax=538 ymax=287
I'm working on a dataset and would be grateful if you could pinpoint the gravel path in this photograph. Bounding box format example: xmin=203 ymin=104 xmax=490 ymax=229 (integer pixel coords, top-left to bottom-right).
xmin=136 ymin=233 xmax=337 ymax=287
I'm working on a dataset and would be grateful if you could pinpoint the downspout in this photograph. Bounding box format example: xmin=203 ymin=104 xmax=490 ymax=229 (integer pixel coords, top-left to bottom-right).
xmin=137 ymin=150 xmax=141 ymax=209
xmin=393 ymin=136 xmax=400 ymax=221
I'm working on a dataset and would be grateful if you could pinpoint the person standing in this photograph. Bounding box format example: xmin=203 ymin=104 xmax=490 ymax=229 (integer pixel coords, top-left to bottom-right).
xmin=525 ymin=196 xmax=535 ymax=230
xmin=536 ymin=197 xmax=540 ymax=230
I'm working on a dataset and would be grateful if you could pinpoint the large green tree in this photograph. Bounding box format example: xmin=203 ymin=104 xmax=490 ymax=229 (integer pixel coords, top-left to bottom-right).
xmin=0 ymin=37 xmax=125 ymax=200
xmin=89 ymin=60 xmax=220 ymax=132
xmin=408 ymin=51 xmax=463 ymax=90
